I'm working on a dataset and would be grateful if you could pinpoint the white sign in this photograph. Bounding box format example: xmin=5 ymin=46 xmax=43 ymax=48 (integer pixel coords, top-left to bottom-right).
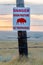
xmin=13 ymin=7 xmax=30 ymax=30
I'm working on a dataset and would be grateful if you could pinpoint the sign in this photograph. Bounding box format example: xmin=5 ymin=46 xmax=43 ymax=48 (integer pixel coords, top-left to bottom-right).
xmin=13 ymin=7 xmax=30 ymax=30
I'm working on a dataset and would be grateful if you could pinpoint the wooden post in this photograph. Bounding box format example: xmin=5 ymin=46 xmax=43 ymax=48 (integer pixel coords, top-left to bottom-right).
xmin=16 ymin=0 xmax=24 ymax=7
xmin=16 ymin=0 xmax=28 ymax=57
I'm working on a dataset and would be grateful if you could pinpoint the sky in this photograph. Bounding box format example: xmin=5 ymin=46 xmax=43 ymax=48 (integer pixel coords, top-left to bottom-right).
xmin=0 ymin=0 xmax=43 ymax=31
xmin=25 ymin=0 xmax=43 ymax=4
xmin=0 ymin=0 xmax=43 ymax=4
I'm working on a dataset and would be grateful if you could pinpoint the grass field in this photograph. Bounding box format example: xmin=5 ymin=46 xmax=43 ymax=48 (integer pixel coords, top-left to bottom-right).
xmin=0 ymin=41 xmax=43 ymax=65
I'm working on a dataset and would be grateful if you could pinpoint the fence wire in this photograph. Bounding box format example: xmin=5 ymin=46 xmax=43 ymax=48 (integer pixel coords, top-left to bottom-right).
xmin=0 ymin=46 xmax=43 ymax=50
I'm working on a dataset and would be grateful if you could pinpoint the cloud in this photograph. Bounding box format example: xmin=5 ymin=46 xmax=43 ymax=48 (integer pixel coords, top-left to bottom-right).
xmin=0 ymin=0 xmax=43 ymax=4
xmin=0 ymin=0 xmax=16 ymax=4
xmin=0 ymin=4 xmax=43 ymax=31
xmin=25 ymin=0 xmax=43 ymax=4
xmin=0 ymin=4 xmax=43 ymax=15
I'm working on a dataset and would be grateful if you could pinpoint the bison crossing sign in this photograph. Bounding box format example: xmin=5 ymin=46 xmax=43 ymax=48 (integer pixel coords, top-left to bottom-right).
xmin=13 ymin=7 xmax=30 ymax=30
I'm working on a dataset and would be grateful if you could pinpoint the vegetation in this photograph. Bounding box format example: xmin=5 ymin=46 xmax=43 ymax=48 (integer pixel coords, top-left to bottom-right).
xmin=0 ymin=41 xmax=43 ymax=65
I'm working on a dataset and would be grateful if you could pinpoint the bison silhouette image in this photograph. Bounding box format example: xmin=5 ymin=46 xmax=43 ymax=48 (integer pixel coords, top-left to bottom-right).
xmin=17 ymin=18 xmax=26 ymax=24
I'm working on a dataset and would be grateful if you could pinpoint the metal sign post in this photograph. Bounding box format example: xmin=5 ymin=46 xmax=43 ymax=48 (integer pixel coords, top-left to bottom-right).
xmin=16 ymin=0 xmax=28 ymax=57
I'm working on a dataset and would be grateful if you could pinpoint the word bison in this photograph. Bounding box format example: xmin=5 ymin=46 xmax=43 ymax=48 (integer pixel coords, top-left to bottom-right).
xmin=17 ymin=18 xmax=26 ymax=24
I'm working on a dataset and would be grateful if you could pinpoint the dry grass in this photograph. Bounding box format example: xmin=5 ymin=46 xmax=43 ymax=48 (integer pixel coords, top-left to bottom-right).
xmin=0 ymin=41 xmax=43 ymax=65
